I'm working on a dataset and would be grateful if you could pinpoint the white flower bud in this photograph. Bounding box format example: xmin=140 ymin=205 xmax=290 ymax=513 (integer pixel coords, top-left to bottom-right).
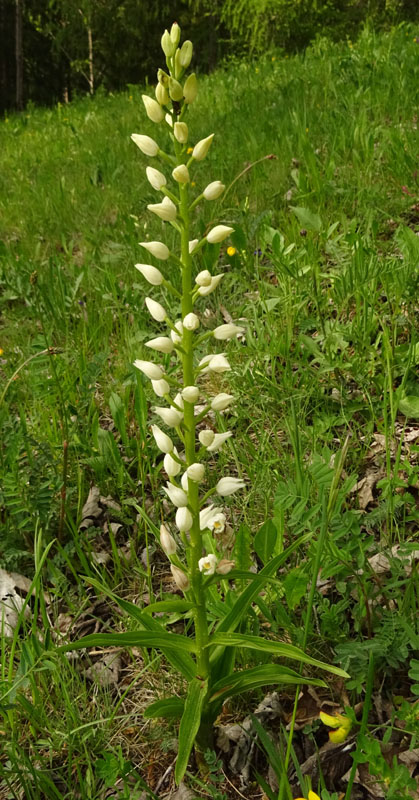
xmin=181 ymin=471 xmax=189 ymax=491
xmin=134 ymin=360 xmax=164 ymax=380
xmin=211 ymin=393 xmax=234 ymax=411
xmin=139 ymin=240 xmax=170 ymax=260
xmin=151 ymin=378 xmax=170 ymax=397
xmin=151 ymin=424 xmax=173 ymax=454
xmin=207 ymin=431 xmax=233 ymax=452
xmin=195 ymin=270 xmax=212 ymax=287
xmin=213 ymin=323 xmax=245 ymax=340
xmin=142 ymin=95 xmax=165 ymax=124
xmin=174 ymin=122 xmax=188 ymax=143
xmin=199 ymin=429 xmax=215 ymax=447
xmin=145 ymin=297 xmax=166 ymax=322
xmin=198 ymin=274 xmax=224 ymax=296
xmin=164 ymin=449 xmax=181 ymax=476
xmin=157 ymin=68 xmax=169 ymax=87
xmin=187 ymin=463 xmax=205 ymax=482
xmin=170 ymin=22 xmax=181 ymax=47
xmin=176 ymin=506 xmax=193 ymax=532
xmin=145 ymin=337 xmax=174 ymax=354
xmin=155 ymin=82 xmax=169 ymax=106
xmin=161 ymin=29 xmax=175 ymax=57
xmin=203 ymin=181 xmax=225 ymax=201
xmin=169 ymin=321 xmax=183 ymax=345
xmin=171 ymin=564 xmax=190 ymax=591
xmin=216 ymin=477 xmax=246 ymax=496
xmin=183 ymin=312 xmax=199 ymax=331
xmin=207 ymin=225 xmax=234 ymax=244
xmin=181 ymin=385 xmax=199 ymax=403
xmin=173 ymin=392 xmax=184 ymax=410
xmin=169 ymin=77 xmax=183 ymax=102
xmin=147 ymin=196 xmax=177 ymax=222
xmin=183 ymin=73 xmax=198 ymax=104
xmin=198 ymin=554 xmax=218 ymax=576
xmin=216 ymin=559 xmax=235 ymax=575
xmin=172 ymin=164 xmax=190 ymax=183
xmin=165 ymin=112 xmax=173 ymax=127
xmin=154 ymin=406 xmax=183 ymax=427
xmin=189 ymin=239 xmax=199 ymax=254
xmin=135 ymin=263 xmax=164 ymax=286
xmin=131 ymin=134 xmax=159 ymax=157
xmin=160 ymin=524 xmax=177 ymax=556
xmin=179 ymin=40 xmax=193 ymax=69
xmin=203 ymin=354 xmax=231 ymax=374
xmin=164 ymin=483 xmax=188 ymax=507
xmin=146 ymin=166 xmax=167 ymax=191
xmin=192 ymin=134 xmax=214 ymax=161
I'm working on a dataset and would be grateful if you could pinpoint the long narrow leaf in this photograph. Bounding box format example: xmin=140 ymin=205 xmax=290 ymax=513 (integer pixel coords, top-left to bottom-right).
xmin=79 ymin=577 xmax=197 ymax=680
xmin=206 ymin=633 xmax=349 ymax=678
xmin=208 ymin=664 xmax=325 ymax=705
xmin=143 ymin=697 xmax=185 ymax=720
xmin=175 ymin=677 xmax=208 ymax=785
xmin=59 ymin=631 xmax=196 ymax=654
xmin=210 ymin=533 xmax=312 ymax=667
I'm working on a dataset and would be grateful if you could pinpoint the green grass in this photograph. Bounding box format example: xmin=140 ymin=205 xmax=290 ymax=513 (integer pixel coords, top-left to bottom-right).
xmin=1 ymin=23 xmax=419 ymax=799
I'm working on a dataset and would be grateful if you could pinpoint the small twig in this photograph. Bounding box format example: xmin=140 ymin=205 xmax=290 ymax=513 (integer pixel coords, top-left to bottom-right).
xmin=223 ymin=154 xmax=277 ymax=200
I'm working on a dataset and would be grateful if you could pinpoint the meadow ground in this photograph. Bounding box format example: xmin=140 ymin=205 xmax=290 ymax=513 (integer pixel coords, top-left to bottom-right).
xmin=0 ymin=23 xmax=419 ymax=800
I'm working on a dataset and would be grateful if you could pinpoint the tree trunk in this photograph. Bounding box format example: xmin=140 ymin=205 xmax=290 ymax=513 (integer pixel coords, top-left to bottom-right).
xmin=87 ymin=23 xmax=93 ymax=94
xmin=15 ymin=0 xmax=23 ymax=109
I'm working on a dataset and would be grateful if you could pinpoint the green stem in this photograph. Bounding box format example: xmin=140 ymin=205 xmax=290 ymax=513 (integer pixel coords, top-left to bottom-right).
xmin=178 ymin=174 xmax=210 ymax=685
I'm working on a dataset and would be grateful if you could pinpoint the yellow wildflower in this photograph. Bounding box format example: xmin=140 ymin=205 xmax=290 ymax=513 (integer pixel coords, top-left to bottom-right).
xmin=319 ymin=711 xmax=352 ymax=743
xmin=187 ymin=147 xmax=193 ymax=154
xmin=295 ymin=792 xmax=320 ymax=800
xmin=0 ymin=348 xmax=3 ymax=355
xmin=227 ymin=246 xmax=236 ymax=257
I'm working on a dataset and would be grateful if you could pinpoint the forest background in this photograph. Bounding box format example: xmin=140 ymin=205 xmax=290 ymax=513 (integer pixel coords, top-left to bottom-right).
xmin=2 ymin=0 xmax=419 ymax=113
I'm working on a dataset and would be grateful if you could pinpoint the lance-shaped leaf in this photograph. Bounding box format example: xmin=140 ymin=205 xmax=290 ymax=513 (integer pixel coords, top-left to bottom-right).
xmin=175 ymin=677 xmax=208 ymax=785
xmin=143 ymin=696 xmax=185 ymax=720
xmin=205 ymin=633 xmax=349 ymax=678
xmin=210 ymin=533 xmax=312 ymax=670
xmin=208 ymin=664 xmax=326 ymax=705
xmin=59 ymin=630 xmax=196 ymax=654
xmin=143 ymin=599 xmax=194 ymax=615
xmin=71 ymin=577 xmax=197 ymax=680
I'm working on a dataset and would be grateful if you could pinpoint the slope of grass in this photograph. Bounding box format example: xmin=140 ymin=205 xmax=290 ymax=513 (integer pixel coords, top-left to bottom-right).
xmin=0 ymin=23 xmax=418 ymax=799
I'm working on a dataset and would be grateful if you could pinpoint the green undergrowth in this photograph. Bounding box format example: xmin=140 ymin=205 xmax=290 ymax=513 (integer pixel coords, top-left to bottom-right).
xmin=1 ymin=23 xmax=419 ymax=800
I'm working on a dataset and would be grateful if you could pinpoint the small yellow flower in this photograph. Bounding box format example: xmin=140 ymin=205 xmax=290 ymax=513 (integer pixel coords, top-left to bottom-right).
xmin=271 ymin=56 xmax=276 ymax=61
xmin=0 ymin=348 xmax=3 ymax=355
xmin=187 ymin=147 xmax=193 ymax=154
xmin=227 ymin=246 xmax=236 ymax=257
xmin=295 ymin=791 xmax=320 ymax=800
xmin=305 ymin=127 xmax=309 ymax=133
xmin=191 ymin=181 xmax=196 ymax=186
xmin=319 ymin=711 xmax=352 ymax=743
xmin=255 ymin=67 xmax=259 ymax=73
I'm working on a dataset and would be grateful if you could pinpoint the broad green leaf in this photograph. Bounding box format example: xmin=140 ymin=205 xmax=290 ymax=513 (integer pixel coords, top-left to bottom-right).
xmin=254 ymin=519 xmax=278 ymax=564
xmin=210 ymin=533 xmax=312 ymax=668
xmin=143 ymin=600 xmax=194 ymax=614
xmin=143 ymin=697 xmax=185 ymax=720
xmin=206 ymin=633 xmax=349 ymax=678
xmin=69 ymin=578 xmax=197 ymax=681
xmin=398 ymin=392 xmax=419 ymax=419
xmin=175 ymin=677 xmax=208 ymax=785
xmin=208 ymin=664 xmax=325 ymax=705
xmin=283 ymin=567 xmax=308 ymax=609
xmin=59 ymin=631 xmax=196 ymax=653
xmin=290 ymin=205 xmax=322 ymax=232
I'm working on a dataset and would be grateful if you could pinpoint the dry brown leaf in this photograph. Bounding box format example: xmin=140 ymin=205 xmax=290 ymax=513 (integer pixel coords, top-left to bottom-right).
xmin=84 ymin=652 xmax=121 ymax=686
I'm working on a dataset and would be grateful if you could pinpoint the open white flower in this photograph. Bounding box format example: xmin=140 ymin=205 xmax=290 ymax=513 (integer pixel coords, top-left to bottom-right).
xmin=208 ymin=511 xmax=226 ymax=534
xmin=198 ymin=554 xmax=218 ymax=575
xmin=199 ymin=504 xmax=224 ymax=530
xmin=197 ymin=274 xmax=224 ymax=296
xmin=202 ymin=354 xmax=231 ymax=374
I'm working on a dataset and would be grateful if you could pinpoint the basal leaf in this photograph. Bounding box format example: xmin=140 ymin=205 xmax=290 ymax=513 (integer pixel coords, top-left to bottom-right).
xmin=143 ymin=697 xmax=185 ymax=720
xmin=59 ymin=630 xmax=196 ymax=653
xmin=175 ymin=677 xmax=208 ymax=785
xmin=208 ymin=664 xmax=325 ymax=704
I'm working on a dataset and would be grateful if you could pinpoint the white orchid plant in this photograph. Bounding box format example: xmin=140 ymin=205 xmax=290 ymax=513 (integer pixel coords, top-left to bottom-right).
xmin=62 ymin=23 xmax=348 ymax=785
